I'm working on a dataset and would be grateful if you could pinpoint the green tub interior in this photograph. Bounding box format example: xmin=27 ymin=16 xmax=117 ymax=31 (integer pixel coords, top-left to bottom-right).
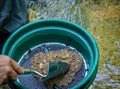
xmin=2 ymin=19 xmax=99 ymax=89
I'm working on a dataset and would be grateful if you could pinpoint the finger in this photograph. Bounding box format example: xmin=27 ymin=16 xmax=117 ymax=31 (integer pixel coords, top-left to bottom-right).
xmin=3 ymin=65 xmax=18 ymax=82
xmin=1 ymin=55 xmax=23 ymax=75
xmin=0 ymin=65 xmax=8 ymax=85
xmin=11 ymin=59 xmax=24 ymax=75
xmin=8 ymin=68 xmax=18 ymax=82
xmin=0 ymin=69 xmax=8 ymax=86
xmin=0 ymin=75 xmax=8 ymax=85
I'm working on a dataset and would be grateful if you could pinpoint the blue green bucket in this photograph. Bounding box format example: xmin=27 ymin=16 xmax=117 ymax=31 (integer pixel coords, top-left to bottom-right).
xmin=2 ymin=19 xmax=99 ymax=89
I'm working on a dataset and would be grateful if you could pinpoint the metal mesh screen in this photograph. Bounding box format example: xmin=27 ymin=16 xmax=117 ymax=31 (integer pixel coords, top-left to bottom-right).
xmin=18 ymin=43 xmax=87 ymax=89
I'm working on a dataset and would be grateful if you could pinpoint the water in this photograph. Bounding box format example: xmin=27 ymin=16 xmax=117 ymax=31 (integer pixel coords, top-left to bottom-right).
xmin=27 ymin=0 xmax=88 ymax=28
xmin=27 ymin=0 xmax=120 ymax=89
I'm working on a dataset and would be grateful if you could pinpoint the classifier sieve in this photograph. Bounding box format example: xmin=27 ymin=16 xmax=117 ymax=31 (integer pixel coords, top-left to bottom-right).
xmin=2 ymin=19 xmax=99 ymax=89
xmin=17 ymin=43 xmax=86 ymax=89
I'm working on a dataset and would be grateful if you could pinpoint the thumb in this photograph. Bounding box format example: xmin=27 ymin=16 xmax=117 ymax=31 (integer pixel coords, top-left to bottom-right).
xmin=11 ymin=59 xmax=24 ymax=75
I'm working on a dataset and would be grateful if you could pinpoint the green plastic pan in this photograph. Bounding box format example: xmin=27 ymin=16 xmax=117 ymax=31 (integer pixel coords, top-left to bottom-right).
xmin=2 ymin=19 xmax=99 ymax=89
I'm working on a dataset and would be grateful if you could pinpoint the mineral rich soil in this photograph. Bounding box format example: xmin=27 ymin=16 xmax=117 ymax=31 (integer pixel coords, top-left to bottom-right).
xmin=30 ymin=48 xmax=83 ymax=88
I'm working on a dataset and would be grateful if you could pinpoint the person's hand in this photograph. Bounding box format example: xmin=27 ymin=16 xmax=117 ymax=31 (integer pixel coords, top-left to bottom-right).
xmin=0 ymin=55 xmax=23 ymax=86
